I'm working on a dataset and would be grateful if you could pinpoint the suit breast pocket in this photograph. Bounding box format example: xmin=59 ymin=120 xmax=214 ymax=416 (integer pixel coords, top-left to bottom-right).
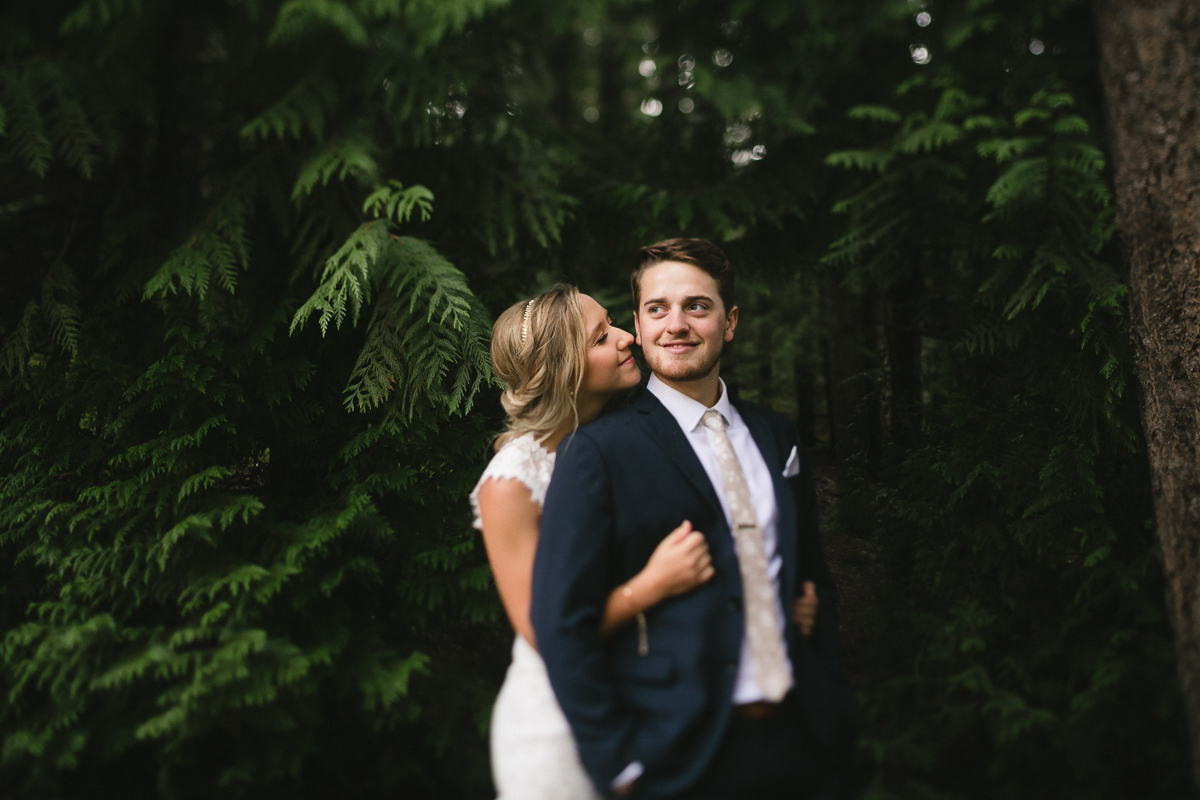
xmin=612 ymin=653 xmax=675 ymax=685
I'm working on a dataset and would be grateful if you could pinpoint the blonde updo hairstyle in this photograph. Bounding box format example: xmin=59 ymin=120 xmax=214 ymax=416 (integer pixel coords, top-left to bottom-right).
xmin=491 ymin=284 xmax=588 ymax=451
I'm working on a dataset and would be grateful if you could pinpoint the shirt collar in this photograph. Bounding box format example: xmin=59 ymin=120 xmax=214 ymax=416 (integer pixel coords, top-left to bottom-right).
xmin=646 ymin=373 xmax=734 ymax=433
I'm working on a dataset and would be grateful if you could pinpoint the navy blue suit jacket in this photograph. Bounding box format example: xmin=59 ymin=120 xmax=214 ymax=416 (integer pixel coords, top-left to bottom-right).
xmin=531 ymin=387 xmax=849 ymax=798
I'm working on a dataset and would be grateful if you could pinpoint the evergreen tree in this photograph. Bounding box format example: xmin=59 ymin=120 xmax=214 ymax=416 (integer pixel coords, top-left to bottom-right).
xmin=0 ymin=1 xmax=1190 ymax=798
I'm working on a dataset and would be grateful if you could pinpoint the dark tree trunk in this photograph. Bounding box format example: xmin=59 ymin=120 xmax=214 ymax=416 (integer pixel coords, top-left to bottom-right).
xmin=757 ymin=294 xmax=774 ymax=404
xmin=793 ymin=355 xmax=817 ymax=447
xmin=886 ymin=270 xmax=923 ymax=446
xmin=1094 ymin=0 xmax=1200 ymax=784
xmin=820 ymin=274 xmax=874 ymax=474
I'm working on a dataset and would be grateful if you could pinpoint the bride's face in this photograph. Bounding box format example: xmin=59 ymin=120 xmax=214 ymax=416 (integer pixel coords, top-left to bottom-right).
xmin=579 ymin=294 xmax=641 ymax=401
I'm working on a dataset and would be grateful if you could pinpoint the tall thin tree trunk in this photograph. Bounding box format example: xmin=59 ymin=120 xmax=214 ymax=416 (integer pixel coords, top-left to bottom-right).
xmin=820 ymin=274 xmax=873 ymax=474
xmin=794 ymin=355 xmax=817 ymax=447
xmin=886 ymin=270 xmax=922 ymax=446
xmin=1094 ymin=0 xmax=1200 ymax=783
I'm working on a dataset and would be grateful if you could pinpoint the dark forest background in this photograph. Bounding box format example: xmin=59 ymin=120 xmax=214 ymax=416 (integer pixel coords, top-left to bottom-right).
xmin=0 ymin=0 xmax=1191 ymax=797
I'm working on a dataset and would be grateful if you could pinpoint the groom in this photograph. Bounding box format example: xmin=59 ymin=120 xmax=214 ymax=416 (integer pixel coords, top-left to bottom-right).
xmin=531 ymin=238 xmax=850 ymax=799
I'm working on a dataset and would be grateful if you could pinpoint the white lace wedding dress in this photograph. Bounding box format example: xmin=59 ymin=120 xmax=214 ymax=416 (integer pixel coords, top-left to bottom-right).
xmin=470 ymin=433 xmax=602 ymax=800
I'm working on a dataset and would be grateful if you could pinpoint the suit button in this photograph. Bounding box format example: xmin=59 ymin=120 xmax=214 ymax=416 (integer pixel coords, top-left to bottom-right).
xmin=726 ymin=662 xmax=737 ymax=674
xmin=729 ymin=596 xmax=742 ymax=610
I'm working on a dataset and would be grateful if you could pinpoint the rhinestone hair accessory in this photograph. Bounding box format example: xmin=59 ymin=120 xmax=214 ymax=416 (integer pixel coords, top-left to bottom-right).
xmin=520 ymin=299 xmax=534 ymax=342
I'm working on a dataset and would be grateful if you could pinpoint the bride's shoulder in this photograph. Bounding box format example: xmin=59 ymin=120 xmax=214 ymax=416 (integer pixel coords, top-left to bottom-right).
xmin=469 ymin=434 xmax=554 ymax=528
xmin=488 ymin=432 xmax=553 ymax=472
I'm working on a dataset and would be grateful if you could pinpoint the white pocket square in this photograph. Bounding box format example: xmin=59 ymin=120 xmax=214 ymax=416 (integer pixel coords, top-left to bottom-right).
xmin=782 ymin=446 xmax=800 ymax=478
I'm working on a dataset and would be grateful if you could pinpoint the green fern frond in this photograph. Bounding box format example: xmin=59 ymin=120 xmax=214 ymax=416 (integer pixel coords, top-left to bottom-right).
xmin=292 ymin=136 xmax=379 ymax=201
xmin=1014 ymin=107 xmax=1051 ymax=128
xmin=0 ymin=300 xmax=40 ymax=376
xmin=986 ymin=158 xmax=1048 ymax=209
xmin=41 ymin=261 xmax=82 ymax=360
xmin=963 ymin=114 xmax=1004 ymax=132
xmin=290 ymin=222 xmax=388 ymax=334
xmin=59 ymin=0 xmax=144 ymax=34
xmin=143 ymin=181 xmax=256 ymax=300
xmin=268 ymin=0 xmax=370 ymax=47
xmin=356 ymin=0 xmax=508 ymax=50
xmin=357 ymin=649 xmax=430 ymax=711
xmin=895 ymin=120 xmax=962 ymax=154
xmin=992 ymin=244 xmax=1025 ymax=260
xmin=977 ymin=137 xmax=1044 ymax=163
xmin=961 ymin=320 xmax=1024 ymax=355
xmin=289 ymin=224 xmax=490 ymax=416
xmin=0 ymin=71 xmax=53 ymax=176
xmin=825 ymin=149 xmax=894 ymax=173
xmin=241 ymin=76 xmax=338 ymax=143
xmin=343 ymin=291 xmax=405 ymax=411
xmin=1030 ymin=89 xmax=1075 ymax=109
xmin=362 ymin=180 xmax=434 ymax=223
xmin=1052 ymin=115 xmax=1090 ymax=136
xmin=0 ymin=261 xmax=81 ymax=376
xmin=933 ymin=88 xmax=979 ymax=121
xmin=45 ymin=77 xmax=101 ymax=178
xmin=847 ymin=105 xmax=901 ymax=123
xmin=347 ymin=236 xmax=491 ymax=415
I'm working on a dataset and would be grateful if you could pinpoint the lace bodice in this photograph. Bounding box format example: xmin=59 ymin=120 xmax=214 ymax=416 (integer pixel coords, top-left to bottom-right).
xmin=470 ymin=433 xmax=556 ymax=530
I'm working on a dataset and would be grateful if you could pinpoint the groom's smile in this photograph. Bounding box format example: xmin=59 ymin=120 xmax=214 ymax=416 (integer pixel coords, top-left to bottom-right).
xmin=634 ymin=260 xmax=739 ymax=398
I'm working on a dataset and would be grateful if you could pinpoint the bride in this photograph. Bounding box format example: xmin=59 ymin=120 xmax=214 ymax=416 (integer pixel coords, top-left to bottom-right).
xmin=471 ymin=285 xmax=715 ymax=799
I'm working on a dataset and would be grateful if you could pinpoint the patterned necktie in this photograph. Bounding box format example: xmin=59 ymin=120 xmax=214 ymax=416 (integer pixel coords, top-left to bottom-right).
xmin=701 ymin=409 xmax=793 ymax=702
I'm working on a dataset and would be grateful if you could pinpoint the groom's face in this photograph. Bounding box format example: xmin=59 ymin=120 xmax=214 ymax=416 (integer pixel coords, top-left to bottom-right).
xmin=634 ymin=261 xmax=738 ymax=385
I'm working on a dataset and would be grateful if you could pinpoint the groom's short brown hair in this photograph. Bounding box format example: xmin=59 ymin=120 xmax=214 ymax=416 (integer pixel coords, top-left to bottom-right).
xmin=632 ymin=238 xmax=735 ymax=313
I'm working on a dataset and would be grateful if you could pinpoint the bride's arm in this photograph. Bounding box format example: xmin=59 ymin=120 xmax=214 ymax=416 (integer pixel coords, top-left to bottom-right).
xmin=598 ymin=520 xmax=714 ymax=637
xmin=476 ymin=477 xmax=541 ymax=646
xmin=479 ymin=477 xmax=714 ymax=645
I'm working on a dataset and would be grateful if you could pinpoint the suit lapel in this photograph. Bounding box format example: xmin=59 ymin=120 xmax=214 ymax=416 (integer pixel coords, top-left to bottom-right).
xmin=632 ymin=389 xmax=725 ymax=521
xmin=733 ymin=398 xmax=798 ymax=601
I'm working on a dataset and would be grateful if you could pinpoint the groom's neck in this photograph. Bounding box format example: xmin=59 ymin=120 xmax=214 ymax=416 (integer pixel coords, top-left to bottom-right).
xmin=654 ymin=369 xmax=722 ymax=408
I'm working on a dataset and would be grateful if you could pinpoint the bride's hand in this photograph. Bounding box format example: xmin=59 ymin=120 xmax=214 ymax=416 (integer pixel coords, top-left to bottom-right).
xmin=638 ymin=520 xmax=715 ymax=603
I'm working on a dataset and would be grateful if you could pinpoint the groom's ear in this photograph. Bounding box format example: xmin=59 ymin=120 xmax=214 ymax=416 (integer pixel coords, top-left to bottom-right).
xmin=633 ymin=312 xmax=642 ymax=346
xmin=723 ymin=305 xmax=739 ymax=343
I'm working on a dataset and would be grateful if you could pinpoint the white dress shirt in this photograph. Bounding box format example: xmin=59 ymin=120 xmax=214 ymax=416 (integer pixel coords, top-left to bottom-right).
xmin=646 ymin=374 xmax=794 ymax=704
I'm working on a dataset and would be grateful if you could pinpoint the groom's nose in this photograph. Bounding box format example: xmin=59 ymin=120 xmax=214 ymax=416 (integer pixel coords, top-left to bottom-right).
xmin=665 ymin=308 xmax=690 ymax=334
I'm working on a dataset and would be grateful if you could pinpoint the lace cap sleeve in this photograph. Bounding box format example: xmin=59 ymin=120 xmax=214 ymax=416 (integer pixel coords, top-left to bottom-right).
xmin=469 ymin=434 xmax=556 ymax=530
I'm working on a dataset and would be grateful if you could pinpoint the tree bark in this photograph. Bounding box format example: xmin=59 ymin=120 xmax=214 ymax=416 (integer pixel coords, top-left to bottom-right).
xmin=1094 ymin=0 xmax=1200 ymax=784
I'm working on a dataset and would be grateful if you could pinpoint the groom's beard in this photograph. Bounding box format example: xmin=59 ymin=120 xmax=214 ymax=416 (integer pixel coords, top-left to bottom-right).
xmin=645 ymin=339 xmax=724 ymax=383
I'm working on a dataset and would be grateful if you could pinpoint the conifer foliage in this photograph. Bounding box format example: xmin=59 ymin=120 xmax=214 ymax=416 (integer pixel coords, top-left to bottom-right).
xmin=0 ymin=0 xmax=1192 ymax=798
xmin=0 ymin=1 xmax=512 ymax=796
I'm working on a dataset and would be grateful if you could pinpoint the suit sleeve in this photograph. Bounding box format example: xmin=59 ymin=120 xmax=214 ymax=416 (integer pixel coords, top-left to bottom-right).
xmin=531 ymin=430 xmax=634 ymax=788
xmin=789 ymin=430 xmax=841 ymax=666
xmin=787 ymin=426 xmax=856 ymax=769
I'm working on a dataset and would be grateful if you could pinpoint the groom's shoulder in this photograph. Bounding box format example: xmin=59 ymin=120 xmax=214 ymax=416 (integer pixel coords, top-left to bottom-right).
xmin=576 ymin=393 xmax=646 ymax=440
xmin=562 ymin=388 xmax=655 ymax=454
xmin=732 ymin=395 xmax=799 ymax=442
